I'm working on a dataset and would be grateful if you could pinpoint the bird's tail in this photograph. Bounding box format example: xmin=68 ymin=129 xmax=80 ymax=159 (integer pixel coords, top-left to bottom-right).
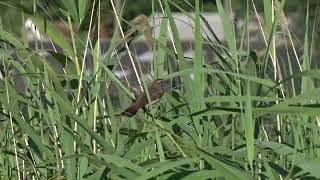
xmin=121 ymin=104 xmax=139 ymax=117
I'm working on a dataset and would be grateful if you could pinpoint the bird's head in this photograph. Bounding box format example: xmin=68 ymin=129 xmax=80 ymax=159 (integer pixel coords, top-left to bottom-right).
xmin=152 ymin=79 xmax=171 ymax=91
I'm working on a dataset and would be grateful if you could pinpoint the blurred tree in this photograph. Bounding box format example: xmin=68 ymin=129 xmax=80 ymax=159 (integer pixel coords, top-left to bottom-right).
xmin=0 ymin=0 xmax=317 ymax=40
xmin=0 ymin=4 xmax=22 ymax=34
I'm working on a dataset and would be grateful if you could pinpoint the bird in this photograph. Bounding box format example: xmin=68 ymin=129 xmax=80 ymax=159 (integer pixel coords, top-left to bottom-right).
xmin=121 ymin=79 xmax=169 ymax=117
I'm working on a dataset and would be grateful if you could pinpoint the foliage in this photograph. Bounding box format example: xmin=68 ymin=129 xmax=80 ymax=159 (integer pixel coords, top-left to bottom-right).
xmin=0 ymin=0 xmax=320 ymax=179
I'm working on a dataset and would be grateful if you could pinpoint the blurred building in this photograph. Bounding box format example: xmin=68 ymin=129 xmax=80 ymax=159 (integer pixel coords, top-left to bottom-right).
xmin=148 ymin=13 xmax=224 ymax=41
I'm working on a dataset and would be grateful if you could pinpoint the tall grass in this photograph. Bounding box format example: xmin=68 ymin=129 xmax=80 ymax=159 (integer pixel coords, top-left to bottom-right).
xmin=0 ymin=0 xmax=320 ymax=179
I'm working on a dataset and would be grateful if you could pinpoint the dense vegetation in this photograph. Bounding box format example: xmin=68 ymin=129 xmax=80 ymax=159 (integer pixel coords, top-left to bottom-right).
xmin=0 ymin=0 xmax=320 ymax=179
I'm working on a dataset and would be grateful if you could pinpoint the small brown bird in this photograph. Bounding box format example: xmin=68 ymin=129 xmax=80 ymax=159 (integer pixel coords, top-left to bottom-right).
xmin=121 ymin=79 xmax=170 ymax=117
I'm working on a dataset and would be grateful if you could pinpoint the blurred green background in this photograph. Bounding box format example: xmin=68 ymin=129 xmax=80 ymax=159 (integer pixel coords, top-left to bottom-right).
xmin=0 ymin=0 xmax=317 ymax=36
